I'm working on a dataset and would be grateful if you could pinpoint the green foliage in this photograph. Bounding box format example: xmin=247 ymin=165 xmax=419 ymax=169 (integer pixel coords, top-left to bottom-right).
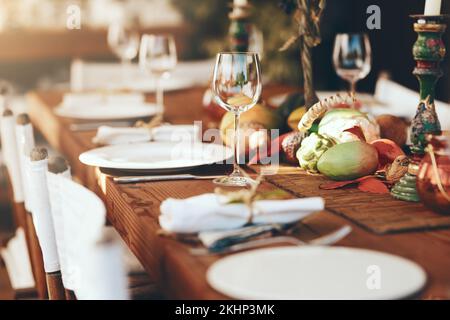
xmin=170 ymin=0 xmax=302 ymax=85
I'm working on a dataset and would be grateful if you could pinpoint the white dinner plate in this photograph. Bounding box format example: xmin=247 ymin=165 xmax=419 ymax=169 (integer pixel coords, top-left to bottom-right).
xmin=268 ymin=91 xmax=378 ymax=108
xmin=55 ymin=103 xmax=160 ymax=120
xmin=79 ymin=142 xmax=233 ymax=172
xmin=207 ymin=246 xmax=426 ymax=300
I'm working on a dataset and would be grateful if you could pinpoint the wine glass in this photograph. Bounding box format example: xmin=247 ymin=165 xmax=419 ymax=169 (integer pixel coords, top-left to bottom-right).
xmin=212 ymin=52 xmax=262 ymax=187
xmin=139 ymin=34 xmax=177 ymax=111
xmin=107 ymin=22 xmax=139 ymax=85
xmin=333 ymin=33 xmax=371 ymax=97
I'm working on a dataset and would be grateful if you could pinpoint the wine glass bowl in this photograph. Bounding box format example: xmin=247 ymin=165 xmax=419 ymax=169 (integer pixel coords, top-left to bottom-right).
xmin=333 ymin=33 xmax=372 ymax=96
xmin=107 ymin=23 xmax=139 ymax=87
xmin=139 ymin=34 xmax=177 ymax=111
xmin=212 ymin=52 xmax=262 ymax=187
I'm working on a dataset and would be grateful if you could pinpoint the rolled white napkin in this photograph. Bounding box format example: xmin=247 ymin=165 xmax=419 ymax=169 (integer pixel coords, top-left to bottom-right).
xmin=159 ymin=194 xmax=325 ymax=233
xmin=62 ymin=92 xmax=145 ymax=109
xmin=92 ymin=124 xmax=201 ymax=145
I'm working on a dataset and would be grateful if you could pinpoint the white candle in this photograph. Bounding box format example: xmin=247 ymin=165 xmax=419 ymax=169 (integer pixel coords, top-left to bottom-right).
xmin=234 ymin=0 xmax=248 ymax=6
xmin=424 ymin=0 xmax=441 ymax=15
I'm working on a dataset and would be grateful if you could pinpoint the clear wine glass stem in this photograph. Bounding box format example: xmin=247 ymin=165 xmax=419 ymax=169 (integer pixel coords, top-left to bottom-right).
xmin=156 ymin=76 xmax=164 ymax=111
xmin=350 ymin=80 xmax=357 ymax=97
xmin=231 ymin=112 xmax=242 ymax=177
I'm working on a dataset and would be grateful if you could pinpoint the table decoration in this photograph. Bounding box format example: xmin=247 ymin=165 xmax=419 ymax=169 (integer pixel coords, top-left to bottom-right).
xmin=279 ymin=0 xmax=326 ymax=109
xmin=417 ymin=131 xmax=450 ymax=214
xmin=229 ymin=0 xmax=251 ymax=52
xmin=391 ymin=12 xmax=448 ymax=202
xmin=262 ymin=170 xmax=450 ymax=234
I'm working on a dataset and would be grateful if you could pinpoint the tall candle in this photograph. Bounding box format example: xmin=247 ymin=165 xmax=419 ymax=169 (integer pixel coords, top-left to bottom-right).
xmin=424 ymin=0 xmax=441 ymax=15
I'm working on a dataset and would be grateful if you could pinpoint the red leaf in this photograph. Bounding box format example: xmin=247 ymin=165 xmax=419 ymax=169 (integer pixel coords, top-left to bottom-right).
xmin=319 ymin=176 xmax=372 ymax=190
xmin=357 ymin=178 xmax=389 ymax=194
xmin=344 ymin=126 xmax=366 ymax=142
xmin=371 ymin=139 xmax=405 ymax=169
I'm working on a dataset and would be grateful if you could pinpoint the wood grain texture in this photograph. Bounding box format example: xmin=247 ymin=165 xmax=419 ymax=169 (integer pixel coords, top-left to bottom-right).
xmin=46 ymin=272 xmax=65 ymax=300
xmin=27 ymin=86 xmax=450 ymax=300
xmin=251 ymin=166 xmax=450 ymax=234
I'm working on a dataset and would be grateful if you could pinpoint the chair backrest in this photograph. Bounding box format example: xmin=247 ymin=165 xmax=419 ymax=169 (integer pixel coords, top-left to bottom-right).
xmin=76 ymin=229 xmax=129 ymax=300
xmin=47 ymin=157 xmax=73 ymax=292
xmin=15 ymin=113 xmax=35 ymax=212
xmin=1 ymin=109 xmax=24 ymax=203
xmin=28 ymin=147 xmax=65 ymax=300
xmin=46 ymin=157 xmax=129 ymax=300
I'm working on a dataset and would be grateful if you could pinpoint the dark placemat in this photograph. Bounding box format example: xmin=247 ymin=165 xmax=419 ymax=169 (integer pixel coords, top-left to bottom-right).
xmin=255 ymin=165 xmax=450 ymax=234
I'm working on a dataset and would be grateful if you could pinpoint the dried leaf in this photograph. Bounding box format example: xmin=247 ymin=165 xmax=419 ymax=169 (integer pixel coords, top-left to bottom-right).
xmin=357 ymin=178 xmax=389 ymax=194
xmin=319 ymin=176 xmax=372 ymax=190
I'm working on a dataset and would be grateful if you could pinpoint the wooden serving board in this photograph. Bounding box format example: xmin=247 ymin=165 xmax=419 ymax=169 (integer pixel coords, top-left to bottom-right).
xmin=251 ymin=165 xmax=450 ymax=234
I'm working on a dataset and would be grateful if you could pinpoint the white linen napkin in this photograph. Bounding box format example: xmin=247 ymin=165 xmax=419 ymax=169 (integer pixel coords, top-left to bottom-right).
xmin=159 ymin=194 xmax=325 ymax=233
xmin=62 ymin=92 xmax=145 ymax=109
xmin=92 ymin=124 xmax=201 ymax=145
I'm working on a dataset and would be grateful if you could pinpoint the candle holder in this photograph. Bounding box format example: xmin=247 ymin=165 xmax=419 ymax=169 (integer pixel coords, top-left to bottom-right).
xmin=229 ymin=2 xmax=252 ymax=51
xmin=391 ymin=14 xmax=448 ymax=202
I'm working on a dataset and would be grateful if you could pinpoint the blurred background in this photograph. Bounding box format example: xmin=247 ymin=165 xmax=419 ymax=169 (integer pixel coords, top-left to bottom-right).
xmin=0 ymin=0 xmax=448 ymax=100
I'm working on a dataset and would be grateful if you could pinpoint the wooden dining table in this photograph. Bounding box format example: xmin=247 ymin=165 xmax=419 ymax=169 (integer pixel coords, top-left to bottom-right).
xmin=26 ymin=85 xmax=450 ymax=300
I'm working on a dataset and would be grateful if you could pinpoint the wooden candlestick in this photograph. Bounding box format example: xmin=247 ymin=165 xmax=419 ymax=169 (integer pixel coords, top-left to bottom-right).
xmin=391 ymin=15 xmax=448 ymax=202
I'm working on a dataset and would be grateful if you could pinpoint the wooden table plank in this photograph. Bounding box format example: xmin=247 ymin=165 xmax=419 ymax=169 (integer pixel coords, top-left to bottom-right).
xmin=27 ymin=86 xmax=450 ymax=300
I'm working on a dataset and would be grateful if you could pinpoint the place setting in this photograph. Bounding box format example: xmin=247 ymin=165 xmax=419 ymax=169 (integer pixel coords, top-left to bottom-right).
xmin=1 ymin=0 xmax=450 ymax=305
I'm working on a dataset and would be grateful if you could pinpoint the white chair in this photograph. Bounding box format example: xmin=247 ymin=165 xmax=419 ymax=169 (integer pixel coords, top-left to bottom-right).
xmin=44 ymin=151 xmax=129 ymax=300
xmin=14 ymin=113 xmax=49 ymax=298
xmin=28 ymin=147 xmax=65 ymax=300
xmin=1 ymin=110 xmax=46 ymax=298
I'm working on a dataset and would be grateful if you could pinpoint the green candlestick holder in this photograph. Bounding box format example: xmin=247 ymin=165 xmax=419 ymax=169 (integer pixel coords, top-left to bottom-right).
xmin=228 ymin=2 xmax=252 ymax=51
xmin=391 ymin=15 xmax=448 ymax=202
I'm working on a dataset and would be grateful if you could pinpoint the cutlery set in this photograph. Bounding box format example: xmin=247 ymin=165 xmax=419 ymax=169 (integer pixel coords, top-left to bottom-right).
xmin=191 ymin=225 xmax=352 ymax=256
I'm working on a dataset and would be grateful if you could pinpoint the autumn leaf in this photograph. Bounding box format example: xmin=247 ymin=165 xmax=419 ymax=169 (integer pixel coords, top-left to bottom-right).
xmin=357 ymin=178 xmax=389 ymax=194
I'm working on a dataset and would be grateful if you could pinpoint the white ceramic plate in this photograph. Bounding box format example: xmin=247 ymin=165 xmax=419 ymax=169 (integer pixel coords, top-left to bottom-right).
xmin=268 ymin=91 xmax=378 ymax=108
xmin=79 ymin=142 xmax=233 ymax=172
xmin=55 ymin=103 xmax=160 ymax=120
xmin=207 ymin=246 xmax=426 ymax=300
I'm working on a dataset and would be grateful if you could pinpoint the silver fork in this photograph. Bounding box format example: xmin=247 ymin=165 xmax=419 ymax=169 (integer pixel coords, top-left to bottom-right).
xmin=189 ymin=225 xmax=352 ymax=256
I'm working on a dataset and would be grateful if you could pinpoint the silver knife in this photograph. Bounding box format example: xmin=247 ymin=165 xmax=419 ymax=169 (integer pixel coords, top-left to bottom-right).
xmin=113 ymin=174 xmax=223 ymax=184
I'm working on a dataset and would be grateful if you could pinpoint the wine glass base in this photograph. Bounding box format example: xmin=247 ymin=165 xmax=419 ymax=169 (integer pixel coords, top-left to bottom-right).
xmin=213 ymin=175 xmax=255 ymax=187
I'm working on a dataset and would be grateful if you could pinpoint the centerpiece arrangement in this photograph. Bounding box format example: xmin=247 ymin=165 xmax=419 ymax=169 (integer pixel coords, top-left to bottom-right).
xmin=212 ymin=0 xmax=449 ymax=214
